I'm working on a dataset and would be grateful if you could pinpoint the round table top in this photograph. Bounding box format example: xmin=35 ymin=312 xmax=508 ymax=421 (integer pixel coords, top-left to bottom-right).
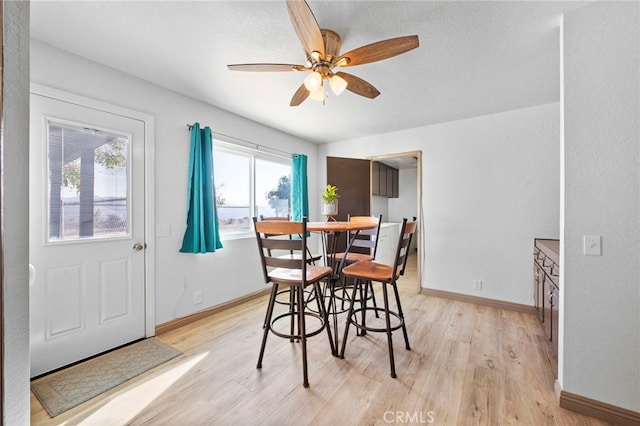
xmin=306 ymin=221 xmax=377 ymax=232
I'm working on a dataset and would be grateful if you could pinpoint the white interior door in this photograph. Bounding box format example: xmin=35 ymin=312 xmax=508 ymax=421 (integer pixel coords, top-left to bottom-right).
xmin=29 ymin=93 xmax=147 ymax=377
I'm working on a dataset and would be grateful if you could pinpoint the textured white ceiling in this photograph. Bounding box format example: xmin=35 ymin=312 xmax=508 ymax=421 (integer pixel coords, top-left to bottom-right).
xmin=30 ymin=1 xmax=587 ymax=144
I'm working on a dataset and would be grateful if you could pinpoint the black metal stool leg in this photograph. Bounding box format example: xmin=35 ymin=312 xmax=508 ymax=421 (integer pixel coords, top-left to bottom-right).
xmin=339 ymin=281 xmax=360 ymax=358
xmin=358 ymin=279 xmax=367 ymax=336
xmin=382 ymin=283 xmax=397 ymax=378
xmin=289 ymin=285 xmax=296 ymax=342
xmin=297 ymin=285 xmax=309 ymax=387
xmin=392 ymin=282 xmax=411 ymax=350
xmin=368 ymin=280 xmax=380 ymax=318
xmin=313 ymin=281 xmax=335 ymax=355
xmin=258 ymin=284 xmax=278 ymax=369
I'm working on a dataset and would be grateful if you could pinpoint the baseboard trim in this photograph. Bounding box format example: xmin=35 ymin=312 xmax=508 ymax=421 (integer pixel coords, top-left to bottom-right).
xmin=421 ymin=288 xmax=537 ymax=314
xmin=559 ymin=390 xmax=640 ymax=426
xmin=155 ymin=288 xmax=271 ymax=335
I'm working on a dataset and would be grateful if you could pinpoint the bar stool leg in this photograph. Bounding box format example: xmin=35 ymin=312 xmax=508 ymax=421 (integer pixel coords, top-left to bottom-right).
xmin=392 ymin=282 xmax=411 ymax=350
xmin=330 ymin=278 xmax=341 ymax=353
xmin=339 ymin=280 xmax=361 ymax=358
xmin=258 ymin=284 xmax=279 ymax=369
xmin=381 ymin=283 xmax=397 ymax=378
xmin=313 ymin=281 xmax=335 ymax=355
xmin=368 ymin=280 xmax=380 ymax=318
xmin=296 ymin=285 xmax=309 ymax=387
xmin=289 ymin=286 xmax=296 ymax=342
xmin=358 ymin=280 xmax=367 ymax=336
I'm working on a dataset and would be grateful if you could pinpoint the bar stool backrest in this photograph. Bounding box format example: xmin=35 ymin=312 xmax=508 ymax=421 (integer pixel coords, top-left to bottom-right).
xmin=392 ymin=218 xmax=418 ymax=280
xmin=258 ymin=215 xmax=292 ymax=256
xmin=347 ymin=214 xmax=383 ymax=257
xmin=253 ymin=217 xmax=309 ymax=285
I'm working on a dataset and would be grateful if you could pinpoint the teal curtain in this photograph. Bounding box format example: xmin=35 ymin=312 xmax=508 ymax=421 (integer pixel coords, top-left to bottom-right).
xmin=291 ymin=154 xmax=309 ymax=222
xmin=180 ymin=123 xmax=223 ymax=253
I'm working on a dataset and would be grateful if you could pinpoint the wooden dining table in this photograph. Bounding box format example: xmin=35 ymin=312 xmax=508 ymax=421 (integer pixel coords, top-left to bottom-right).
xmin=306 ymin=220 xmax=377 ymax=355
xmin=306 ymin=221 xmax=378 ymax=234
xmin=307 ymin=220 xmax=378 ymax=275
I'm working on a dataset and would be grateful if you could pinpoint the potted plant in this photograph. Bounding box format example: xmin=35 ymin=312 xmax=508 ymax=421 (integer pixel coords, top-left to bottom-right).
xmin=321 ymin=184 xmax=339 ymax=217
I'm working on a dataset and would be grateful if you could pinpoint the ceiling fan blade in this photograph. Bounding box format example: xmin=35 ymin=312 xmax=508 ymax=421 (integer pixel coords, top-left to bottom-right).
xmin=227 ymin=63 xmax=306 ymax=72
xmin=336 ymin=35 xmax=419 ymax=67
xmin=336 ymin=72 xmax=380 ymax=99
xmin=290 ymin=84 xmax=310 ymax=106
xmin=286 ymin=0 xmax=325 ymax=58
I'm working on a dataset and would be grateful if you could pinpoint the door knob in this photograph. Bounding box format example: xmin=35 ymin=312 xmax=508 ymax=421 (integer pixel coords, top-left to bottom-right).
xmin=133 ymin=243 xmax=146 ymax=251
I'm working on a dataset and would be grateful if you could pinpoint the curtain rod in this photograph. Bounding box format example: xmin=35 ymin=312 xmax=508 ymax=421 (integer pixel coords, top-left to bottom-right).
xmin=186 ymin=123 xmax=292 ymax=157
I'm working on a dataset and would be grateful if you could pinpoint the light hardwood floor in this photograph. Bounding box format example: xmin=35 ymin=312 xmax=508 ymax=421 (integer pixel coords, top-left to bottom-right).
xmin=31 ymin=255 xmax=609 ymax=425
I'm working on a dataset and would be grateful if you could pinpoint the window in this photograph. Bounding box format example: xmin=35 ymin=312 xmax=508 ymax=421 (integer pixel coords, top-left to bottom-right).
xmin=47 ymin=121 xmax=130 ymax=242
xmin=213 ymin=141 xmax=291 ymax=238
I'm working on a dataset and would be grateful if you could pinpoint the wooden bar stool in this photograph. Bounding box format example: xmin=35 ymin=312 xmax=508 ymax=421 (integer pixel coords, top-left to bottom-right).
xmin=257 ymin=216 xmax=321 ymax=326
xmin=339 ymin=218 xmax=417 ymax=378
xmin=253 ymin=217 xmax=334 ymax=387
xmin=333 ymin=214 xmax=383 ymax=323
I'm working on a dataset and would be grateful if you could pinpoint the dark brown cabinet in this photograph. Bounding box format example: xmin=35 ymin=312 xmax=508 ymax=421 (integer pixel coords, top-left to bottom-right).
xmin=534 ymin=239 xmax=560 ymax=358
xmin=388 ymin=167 xmax=398 ymax=198
xmin=372 ymin=161 xmax=398 ymax=198
xmin=372 ymin=161 xmax=380 ymax=195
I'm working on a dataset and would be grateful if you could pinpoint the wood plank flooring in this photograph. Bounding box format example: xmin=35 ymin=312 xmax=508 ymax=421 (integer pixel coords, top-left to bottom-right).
xmin=31 ymin=255 xmax=610 ymax=425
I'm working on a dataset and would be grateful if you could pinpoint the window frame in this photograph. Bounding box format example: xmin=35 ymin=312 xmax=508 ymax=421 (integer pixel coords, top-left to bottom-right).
xmin=213 ymin=139 xmax=291 ymax=240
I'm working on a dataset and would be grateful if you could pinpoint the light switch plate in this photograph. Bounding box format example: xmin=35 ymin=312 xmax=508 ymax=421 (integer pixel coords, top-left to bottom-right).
xmin=156 ymin=224 xmax=171 ymax=238
xmin=583 ymin=235 xmax=601 ymax=256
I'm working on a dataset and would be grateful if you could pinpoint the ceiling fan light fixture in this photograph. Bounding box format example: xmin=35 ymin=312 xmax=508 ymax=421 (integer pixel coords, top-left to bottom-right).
xmin=227 ymin=1 xmax=419 ymax=106
xmin=309 ymin=85 xmax=325 ymax=102
xmin=329 ymin=74 xmax=347 ymax=96
xmin=303 ymin=71 xmax=323 ymax=91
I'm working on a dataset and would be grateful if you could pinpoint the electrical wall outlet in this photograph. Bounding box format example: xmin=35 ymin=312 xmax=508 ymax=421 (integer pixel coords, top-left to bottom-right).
xmin=193 ymin=291 xmax=202 ymax=305
xmin=473 ymin=279 xmax=483 ymax=291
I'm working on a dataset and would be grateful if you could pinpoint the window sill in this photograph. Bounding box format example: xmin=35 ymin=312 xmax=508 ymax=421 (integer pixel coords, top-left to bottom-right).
xmin=220 ymin=231 xmax=253 ymax=241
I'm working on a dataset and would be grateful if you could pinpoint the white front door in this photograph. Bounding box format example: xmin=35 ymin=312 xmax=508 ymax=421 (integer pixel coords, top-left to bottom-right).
xmin=29 ymin=93 xmax=147 ymax=377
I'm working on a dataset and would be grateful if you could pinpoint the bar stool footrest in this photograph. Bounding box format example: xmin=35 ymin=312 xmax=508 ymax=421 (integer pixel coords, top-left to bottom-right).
xmin=269 ymin=310 xmax=327 ymax=340
xmin=348 ymin=307 xmax=404 ymax=334
xmin=274 ymin=288 xmax=313 ymax=306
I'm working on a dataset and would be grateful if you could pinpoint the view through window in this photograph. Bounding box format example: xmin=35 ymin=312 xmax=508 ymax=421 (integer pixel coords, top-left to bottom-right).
xmin=214 ymin=142 xmax=291 ymax=237
xmin=48 ymin=121 xmax=129 ymax=241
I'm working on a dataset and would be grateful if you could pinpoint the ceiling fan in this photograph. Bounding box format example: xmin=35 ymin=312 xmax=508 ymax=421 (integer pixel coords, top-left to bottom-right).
xmin=227 ymin=0 xmax=420 ymax=106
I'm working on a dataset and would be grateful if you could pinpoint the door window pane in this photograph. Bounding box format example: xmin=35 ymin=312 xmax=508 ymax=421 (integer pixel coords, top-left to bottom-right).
xmin=47 ymin=122 xmax=129 ymax=241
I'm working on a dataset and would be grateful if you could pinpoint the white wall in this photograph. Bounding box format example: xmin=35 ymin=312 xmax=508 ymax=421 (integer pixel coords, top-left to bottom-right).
xmin=2 ymin=2 xmax=31 ymax=424
xmin=320 ymin=103 xmax=560 ymax=306
xmin=371 ymin=195 xmax=389 ymax=221
xmin=562 ymin=2 xmax=640 ymax=411
xmin=30 ymin=40 xmax=320 ymax=325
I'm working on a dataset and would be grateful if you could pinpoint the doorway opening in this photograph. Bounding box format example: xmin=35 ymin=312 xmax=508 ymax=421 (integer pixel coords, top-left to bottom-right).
xmin=368 ymin=151 xmax=422 ymax=293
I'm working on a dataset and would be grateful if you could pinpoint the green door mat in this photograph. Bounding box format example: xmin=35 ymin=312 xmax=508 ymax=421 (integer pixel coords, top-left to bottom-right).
xmin=31 ymin=338 xmax=182 ymax=417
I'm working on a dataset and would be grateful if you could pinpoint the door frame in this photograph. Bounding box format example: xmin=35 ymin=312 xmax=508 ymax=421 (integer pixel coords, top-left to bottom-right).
xmin=368 ymin=150 xmax=423 ymax=293
xmin=0 ymin=2 xmax=5 ymax=416
xmin=30 ymin=83 xmax=156 ymax=337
